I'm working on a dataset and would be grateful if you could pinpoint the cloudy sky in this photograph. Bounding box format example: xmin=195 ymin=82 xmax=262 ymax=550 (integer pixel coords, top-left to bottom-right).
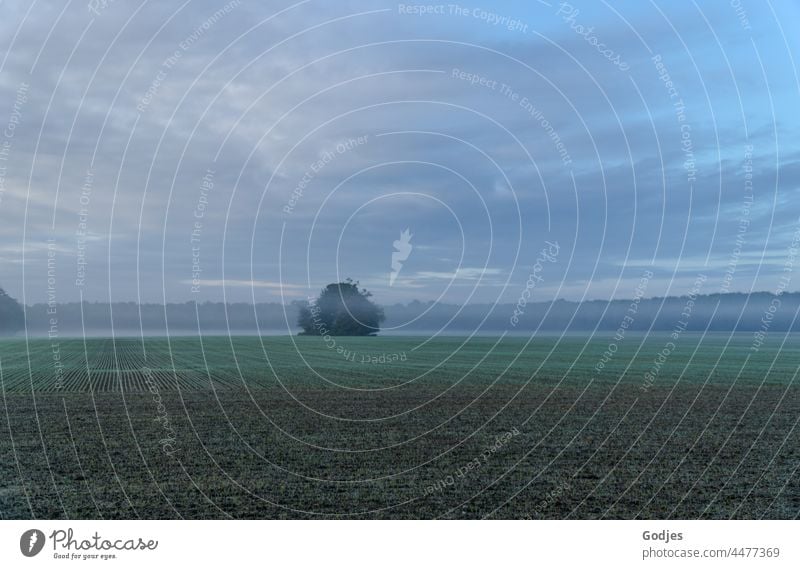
xmin=1 ymin=0 xmax=799 ymax=306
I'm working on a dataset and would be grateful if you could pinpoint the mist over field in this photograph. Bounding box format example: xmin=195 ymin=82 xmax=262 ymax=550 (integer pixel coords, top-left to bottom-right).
xmin=18 ymin=291 xmax=800 ymax=336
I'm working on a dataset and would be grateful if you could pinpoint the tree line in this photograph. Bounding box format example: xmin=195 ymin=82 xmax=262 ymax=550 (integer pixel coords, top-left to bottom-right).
xmin=6 ymin=285 xmax=800 ymax=336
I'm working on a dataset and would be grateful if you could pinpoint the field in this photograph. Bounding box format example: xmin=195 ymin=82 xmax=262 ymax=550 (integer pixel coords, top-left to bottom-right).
xmin=0 ymin=334 xmax=798 ymax=519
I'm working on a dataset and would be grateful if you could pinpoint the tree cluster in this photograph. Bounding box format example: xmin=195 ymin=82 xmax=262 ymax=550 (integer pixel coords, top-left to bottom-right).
xmin=0 ymin=287 xmax=24 ymax=335
xmin=297 ymin=280 xmax=384 ymax=336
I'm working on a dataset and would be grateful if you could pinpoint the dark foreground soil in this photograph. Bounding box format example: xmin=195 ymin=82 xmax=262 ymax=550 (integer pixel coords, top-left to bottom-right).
xmin=2 ymin=382 xmax=798 ymax=519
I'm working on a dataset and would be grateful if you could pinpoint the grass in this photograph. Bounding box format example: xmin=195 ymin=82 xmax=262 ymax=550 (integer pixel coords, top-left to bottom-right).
xmin=0 ymin=334 xmax=798 ymax=519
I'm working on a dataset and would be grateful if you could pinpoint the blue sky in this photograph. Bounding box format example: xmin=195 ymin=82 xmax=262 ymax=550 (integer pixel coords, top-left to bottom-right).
xmin=1 ymin=0 xmax=799 ymax=306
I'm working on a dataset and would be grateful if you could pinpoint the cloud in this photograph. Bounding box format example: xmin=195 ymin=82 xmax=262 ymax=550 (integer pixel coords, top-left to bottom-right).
xmin=414 ymin=267 xmax=504 ymax=281
xmin=1 ymin=0 xmax=798 ymax=304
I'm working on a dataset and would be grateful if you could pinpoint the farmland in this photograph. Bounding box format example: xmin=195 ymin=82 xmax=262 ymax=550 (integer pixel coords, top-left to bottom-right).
xmin=0 ymin=334 xmax=798 ymax=519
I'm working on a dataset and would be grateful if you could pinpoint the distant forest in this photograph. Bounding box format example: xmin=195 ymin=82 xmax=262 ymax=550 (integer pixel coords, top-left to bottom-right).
xmin=18 ymin=291 xmax=800 ymax=335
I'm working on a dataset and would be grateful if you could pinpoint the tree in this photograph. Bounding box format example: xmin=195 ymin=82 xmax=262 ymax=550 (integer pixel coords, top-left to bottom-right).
xmin=0 ymin=287 xmax=24 ymax=336
xmin=298 ymin=279 xmax=385 ymax=336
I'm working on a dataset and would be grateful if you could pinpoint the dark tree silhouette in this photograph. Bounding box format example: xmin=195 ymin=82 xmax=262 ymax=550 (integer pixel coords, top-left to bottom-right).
xmin=298 ymin=279 xmax=384 ymax=336
xmin=0 ymin=287 xmax=24 ymax=336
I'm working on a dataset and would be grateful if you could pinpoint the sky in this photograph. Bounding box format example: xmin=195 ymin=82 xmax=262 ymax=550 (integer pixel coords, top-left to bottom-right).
xmin=1 ymin=0 xmax=799 ymax=306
